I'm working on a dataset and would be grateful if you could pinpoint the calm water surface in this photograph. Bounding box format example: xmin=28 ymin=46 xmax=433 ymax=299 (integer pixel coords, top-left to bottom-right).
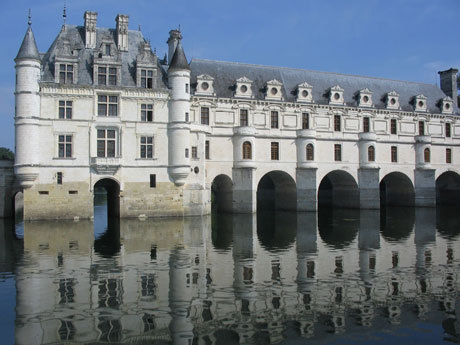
xmin=0 ymin=205 xmax=459 ymax=344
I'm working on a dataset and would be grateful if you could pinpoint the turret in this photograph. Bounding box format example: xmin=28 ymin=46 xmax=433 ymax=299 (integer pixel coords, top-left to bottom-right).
xmin=167 ymin=31 xmax=191 ymax=186
xmin=14 ymin=14 xmax=41 ymax=188
xmin=167 ymin=29 xmax=182 ymax=65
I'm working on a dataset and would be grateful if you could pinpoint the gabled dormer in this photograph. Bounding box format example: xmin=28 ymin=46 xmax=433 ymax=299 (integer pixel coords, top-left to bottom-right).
xmin=136 ymin=40 xmax=158 ymax=89
xmin=93 ymin=40 xmax=122 ymax=86
xmin=358 ymin=88 xmax=373 ymax=107
xmin=196 ymin=74 xmax=215 ymax=96
xmin=54 ymin=39 xmax=78 ymax=84
xmin=296 ymin=82 xmax=313 ymax=103
xmin=440 ymin=96 xmax=454 ymax=114
xmin=265 ymin=79 xmax=283 ymax=101
xmin=234 ymin=76 xmax=253 ymax=98
xmin=329 ymin=85 xmax=344 ymax=105
xmin=414 ymin=94 xmax=427 ymax=112
xmin=386 ymin=91 xmax=400 ymax=110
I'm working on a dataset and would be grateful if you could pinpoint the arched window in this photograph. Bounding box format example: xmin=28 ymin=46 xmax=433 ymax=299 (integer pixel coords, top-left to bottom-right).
xmin=306 ymin=143 xmax=314 ymax=161
xmin=424 ymin=148 xmax=430 ymax=163
xmin=368 ymin=145 xmax=375 ymax=162
xmin=242 ymin=141 xmax=252 ymax=159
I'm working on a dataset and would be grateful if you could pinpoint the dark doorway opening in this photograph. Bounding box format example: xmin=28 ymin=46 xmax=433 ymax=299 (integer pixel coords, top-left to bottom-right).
xmin=257 ymin=171 xmax=296 ymax=211
xmin=318 ymin=170 xmax=359 ymax=209
xmin=436 ymin=171 xmax=460 ymax=206
xmin=211 ymin=175 xmax=233 ymax=213
xmin=380 ymin=172 xmax=414 ymax=207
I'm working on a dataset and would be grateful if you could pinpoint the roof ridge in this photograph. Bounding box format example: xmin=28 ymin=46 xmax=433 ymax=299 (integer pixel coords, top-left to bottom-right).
xmin=191 ymin=58 xmax=437 ymax=87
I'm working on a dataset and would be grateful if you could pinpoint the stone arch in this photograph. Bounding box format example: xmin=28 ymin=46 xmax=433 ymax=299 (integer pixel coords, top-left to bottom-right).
xmin=436 ymin=171 xmax=460 ymax=206
xmin=380 ymin=172 xmax=414 ymax=207
xmin=318 ymin=170 xmax=359 ymax=208
xmin=94 ymin=178 xmax=120 ymax=219
xmin=257 ymin=170 xmax=297 ymax=211
xmin=211 ymin=174 xmax=233 ymax=213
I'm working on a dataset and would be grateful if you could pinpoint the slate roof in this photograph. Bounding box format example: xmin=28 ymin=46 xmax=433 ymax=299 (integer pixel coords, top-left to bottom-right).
xmin=15 ymin=26 xmax=40 ymax=61
xmin=40 ymin=25 xmax=167 ymax=89
xmin=190 ymin=59 xmax=457 ymax=114
xmin=168 ymin=41 xmax=190 ymax=71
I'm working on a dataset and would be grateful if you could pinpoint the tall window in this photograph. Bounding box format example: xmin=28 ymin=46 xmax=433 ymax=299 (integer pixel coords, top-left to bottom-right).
xmin=240 ymin=109 xmax=248 ymax=127
xmin=97 ymin=129 xmax=116 ymax=158
xmin=306 ymin=143 xmax=314 ymax=161
xmin=141 ymin=104 xmax=153 ymax=122
xmin=271 ymin=142 xmax=279 ymax=160
xmin=446 ymin=148 xmax=452 ymax=163
xmin=368 ymin=145 xmax=375 ymax=162
xmin=334 ymin=144 xmax=341 ymax=161
xmin=391 ymin=146 xmax=398 ymax=162
xmin=57 ymin=172 xmax=63 ymax=185
xmin=98 ymin=95 xmax=118 ymax=116
xmin=140 ymin=136 xmax=153 ymax=159
xmin=391 ymin=119 xmax=397 ymax=134
xmin=97 ymin=67 xmax=117 ymax=86
xmin=363 ymin=117 xmax=370 ymax=133
xmin=105 ymin=44 xmax=111 ymax=56
xmin=424 ymin=148 xmax=430 ymax=163
xmin=59 ymin=64 xmax=74 ymax=84
xmin=334 ymin=115 xmax=341 ymax=131
xmin=140 ymin=69 xmax=154 ymax=88
xmin=150 ymin=174 xmax=156 ymax=188
xmin=201 ymin=107 xmax=209 ymax=125
xmin=418 ymin=121 xmax=425 ymax=135
xmin=243 ymin=141 xmax=252 ymax=159
xmin=59 ymin=100 xmax=72 ymax=119
xmin=271 ymin=111 xmax=279 ymax=129
xmin=205 ymin=140 xmax=210 ymax=159
xmin=191 ymin=146 xmax=198 ymax=159
xmin=446 ymin=123 xmax=451 ymax=138
xmin=302 ymin=113 xmax=309 ymax=129
xmin=58 ymin=135 xmax=72 ymax=158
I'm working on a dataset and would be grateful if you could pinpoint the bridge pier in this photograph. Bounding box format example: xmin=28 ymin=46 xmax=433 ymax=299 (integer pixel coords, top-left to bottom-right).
xmin=232 ymin=167 xmax=256 ymax=213
xmin=296 ymin=168 xmax=317 ymax=212
xmin=358 ymin=168 xmax=380 ymax=209
xmin=415 ymin=169 xmax=436 ymax=207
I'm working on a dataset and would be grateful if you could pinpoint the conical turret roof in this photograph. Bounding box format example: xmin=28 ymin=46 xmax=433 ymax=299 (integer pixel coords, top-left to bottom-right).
xmin=168 ymin=41 xmax=190 ymax=71
xmin=15 ymin=26 xmax=40 ymax=62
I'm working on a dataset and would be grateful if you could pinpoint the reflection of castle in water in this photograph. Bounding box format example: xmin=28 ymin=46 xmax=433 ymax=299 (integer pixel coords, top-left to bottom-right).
xmin=14 ymin=208 xmax=460 ymax=344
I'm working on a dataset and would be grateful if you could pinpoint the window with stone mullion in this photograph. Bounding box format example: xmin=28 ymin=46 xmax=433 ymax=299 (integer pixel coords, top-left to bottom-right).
xmin=140 ymin=136 xmax=153 ymax=158
xmin=58 ymin=135 xmax=72 ymax=158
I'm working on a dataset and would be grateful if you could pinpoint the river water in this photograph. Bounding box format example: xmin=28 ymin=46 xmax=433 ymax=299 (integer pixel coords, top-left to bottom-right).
xmin=0 ymin=205 xmax=459 ymax=344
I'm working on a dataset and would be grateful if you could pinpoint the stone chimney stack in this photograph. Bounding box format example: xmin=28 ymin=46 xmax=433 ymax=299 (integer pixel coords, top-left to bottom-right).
xmin=167 ymin=29 xmax=182 ymax=65
xmin=116 ymin=14 xmax=129 ymax=51
xmin=84 ymin=11 xmax=97 ymax=49
xmin=439 ymin=68 xmax=459 ymax=108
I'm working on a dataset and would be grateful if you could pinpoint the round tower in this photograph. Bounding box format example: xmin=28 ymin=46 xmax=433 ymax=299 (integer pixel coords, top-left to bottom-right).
xmin=167 ymin=32 xmax=191 ymax=186
xmin=14 ymin=16 xmax=41 ymax=188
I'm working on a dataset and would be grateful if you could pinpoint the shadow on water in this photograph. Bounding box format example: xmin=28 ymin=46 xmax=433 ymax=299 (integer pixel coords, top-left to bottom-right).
xmin=318 ymin=207 xmax=359 ymax=249
xmin=436 ymin=206 xmax=460 ymax=240
xmin=380 ymin=207 xmax=415 ymax=242
xmin=211 ymin=211 xmax=233 ymax=251
xmin=93 ymin=190 xmax=120 ymax=257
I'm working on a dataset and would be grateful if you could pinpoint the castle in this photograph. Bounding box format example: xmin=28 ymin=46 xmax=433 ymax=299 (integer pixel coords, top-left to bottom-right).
xmin=6 ymin=11 xmax=460 ymax=220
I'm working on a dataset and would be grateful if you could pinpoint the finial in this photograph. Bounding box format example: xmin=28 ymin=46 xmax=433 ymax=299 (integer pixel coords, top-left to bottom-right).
xmin=178 ymin=24 xmax=181 ymax=32
xmin=63 ymin=4 xmax=67 ymax=26
xmin=138 ymin=24 xmax=141 ymax=31
xmin=153 ymin=47 xmax=156 ymax=55
xmin=28 ymin=8 xmax=31 ymax=26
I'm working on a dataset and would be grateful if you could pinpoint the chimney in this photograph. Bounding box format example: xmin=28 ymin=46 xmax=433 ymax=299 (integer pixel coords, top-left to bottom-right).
xmin=84 ymin=11 xmax=97 ymax=49
xmin=116 ymin=14 xmax=129 ymax=52
xmin=167 ymin=29 xmax=182 ymax=65
xmin=439 ymin=68 xmax=459 ymax=108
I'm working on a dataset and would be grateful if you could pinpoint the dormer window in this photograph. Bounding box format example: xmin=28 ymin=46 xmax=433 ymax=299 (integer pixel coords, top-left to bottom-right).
xmin=234 ymin=77 xmax=253 ymax=98
xmin=105 ymin=44 xmax=111 ymax=56
xmin=140 ymin=69 xmax=154 ymax=88
xmin=441 ymin=97 xmax=454 ymax=114
xmin=265 ymin=79 xmax=283 ymax=101
xmin=196 ymin=74 xmax=215 ymax=95
xmin=329 ymin=85 xmax=344 ymax=105
xmin=414 ymin=94 xmax=427 ymax=112
xmin=386 ymin=91 xmax=400 ymax=110
xmin=358 ymin=88 xmax=373 ymax=107
xmin=98 ymin=66 xmax=117 ymax=86
xmin=296 ymin=82 xmax=313 ymax=103
xmin=59 ymin=64 xmax=74 ymax=84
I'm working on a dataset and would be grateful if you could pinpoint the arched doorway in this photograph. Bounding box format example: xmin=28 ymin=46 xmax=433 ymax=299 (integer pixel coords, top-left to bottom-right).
xmin=380 ymin=172 xmax=414 ymax=207
xmin=211 ymin=174 xmax=233 ymax=213
xmin=93 ymin=178 xmax=120 ymax=256
xmin=257 ymin=171 xmax=297 ymax=211
xmin=318 ymin=170 xmax=359 ymax=208
xmin=436 ymin=171 xmax=460 ymax=206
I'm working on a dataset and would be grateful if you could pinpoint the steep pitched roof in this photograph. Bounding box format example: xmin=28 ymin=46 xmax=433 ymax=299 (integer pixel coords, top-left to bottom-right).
xmin=15 ymin=26 xmax=40 ymax=61
xmin=190 ymin=59 xmax=456 ymax=114
xmin=168 ymin=41 xmax=190 ymax=71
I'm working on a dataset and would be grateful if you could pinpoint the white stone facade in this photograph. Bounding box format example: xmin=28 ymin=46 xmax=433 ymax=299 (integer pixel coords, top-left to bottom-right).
xmin=10 ymin=11 xmax=460 ymax=220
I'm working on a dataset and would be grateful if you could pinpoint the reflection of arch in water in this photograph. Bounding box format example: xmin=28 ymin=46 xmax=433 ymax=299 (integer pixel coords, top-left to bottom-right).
xmin=211 ymin=174 xmax=233 ymax=213
xmin=380 ymin=172 xmax=414 ymax=207
xmin=436 ymin=206 xmax=460 ymax=239
xmin=257 ymin=211 xmax=297 ymax=252
xmin=380 ymin=207 xmax=415 ymax=242
xmin=318 ymin=208 xmax=359 ymax=249
xmin=318 ymin=170 xmax=359 ymax=208
xmin=211 ymin=212 xmax=233 ymax=250
xmin=257 ymin=171 xmax=296 ymax=211
xmin=436 ymin=171 xmax=460 ymax=206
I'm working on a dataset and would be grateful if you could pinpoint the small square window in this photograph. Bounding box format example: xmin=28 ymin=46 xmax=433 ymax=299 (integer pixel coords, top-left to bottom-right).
xmin=141 ymin=104 xmax=153 ymax=122
xmin=271 ymin=111 xmax=279 ymax=129
xmin=57 ymin=172 xmax=63 ymax=185
xmin=271 ymin=142 xmax=279 ymax=160
xmin=150 ymin=174 xmax=156 ymax=188
xmin=302 ymin=113 xmax=309 ymax=130
xmin=59 ymin=100 xmax=72 ymax=119
xmin=334 ymin=144 xmax=341 ymax=161
xmin=334 ymin=115 xmax=341 ymax=131
xmin=390 ymin=119 xmax=397 ymax=134
xmin=391 ymin=146 xmax=398 ymax=163
xmin=201 ymin=107 xmax=209 ymax=125
xmin=191 ymin=146 xmax=198 ymax=159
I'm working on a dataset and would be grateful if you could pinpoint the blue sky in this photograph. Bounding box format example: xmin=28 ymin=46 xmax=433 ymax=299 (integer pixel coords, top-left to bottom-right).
xmin=1 ymin=0 xmax=458 ymax=150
